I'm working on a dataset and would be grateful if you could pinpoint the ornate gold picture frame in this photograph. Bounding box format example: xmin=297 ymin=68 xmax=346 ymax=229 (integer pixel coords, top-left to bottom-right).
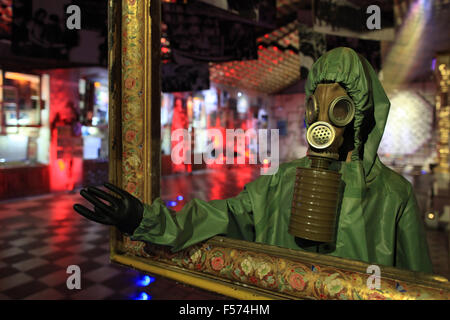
xmin=107 ymin=0 xmax=449 ymax=300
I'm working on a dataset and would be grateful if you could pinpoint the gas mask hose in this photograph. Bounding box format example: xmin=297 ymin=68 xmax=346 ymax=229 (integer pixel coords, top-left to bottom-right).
xmin=289 ymin=155 xmax=341 ymax=243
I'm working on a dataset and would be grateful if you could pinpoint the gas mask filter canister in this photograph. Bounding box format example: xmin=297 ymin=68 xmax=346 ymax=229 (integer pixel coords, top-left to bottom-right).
xmin=289 ymin=83 xmax=355 ymax=243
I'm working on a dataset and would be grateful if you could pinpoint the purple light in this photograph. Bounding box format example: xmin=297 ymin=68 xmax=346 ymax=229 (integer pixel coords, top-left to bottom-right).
xmin=169 ymin=201 xmax=177 ymax=207
xmin=431 ymin=58 xmax=436 ymax=71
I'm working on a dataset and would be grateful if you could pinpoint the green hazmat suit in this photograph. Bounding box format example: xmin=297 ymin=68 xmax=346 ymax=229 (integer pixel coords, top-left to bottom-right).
xmin=132 ymin=47 xmax=433 ymax=274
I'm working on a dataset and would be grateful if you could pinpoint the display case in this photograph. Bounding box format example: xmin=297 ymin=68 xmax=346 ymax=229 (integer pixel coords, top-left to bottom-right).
xmin=79 ymin=78 xmax=109 ymax=186
xmin=0 ymin=71 xmax=44 ymax=166
xmin=79 ymin=79 xmax=108 ymax=161
xmin=0 ymin=70 xmax=50 ymax=200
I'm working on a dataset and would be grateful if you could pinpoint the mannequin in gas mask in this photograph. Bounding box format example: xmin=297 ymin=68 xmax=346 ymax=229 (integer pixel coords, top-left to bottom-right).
xmin=74 ymin=47 xmax=433 ymax=273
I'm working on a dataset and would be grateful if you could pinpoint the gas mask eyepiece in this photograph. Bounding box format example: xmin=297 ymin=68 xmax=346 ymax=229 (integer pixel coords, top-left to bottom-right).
xmin=305 ymin=95 xmax=319 ymax=125
xmin=328 ymin=96 xmax=355 ymax=127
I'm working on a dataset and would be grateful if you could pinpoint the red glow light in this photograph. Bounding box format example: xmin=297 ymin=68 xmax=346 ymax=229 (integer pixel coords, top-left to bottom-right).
xmin=58 ymin=160 xmax=65 ymax=171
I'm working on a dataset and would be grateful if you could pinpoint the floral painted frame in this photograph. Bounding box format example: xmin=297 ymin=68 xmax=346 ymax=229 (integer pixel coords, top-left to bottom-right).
xmin=108 ymin=0 xmax=450 ymax=300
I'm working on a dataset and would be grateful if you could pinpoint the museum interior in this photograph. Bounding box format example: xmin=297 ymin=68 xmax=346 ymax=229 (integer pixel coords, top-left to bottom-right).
xmin=0 ymin=0 xmax=449 ymax=300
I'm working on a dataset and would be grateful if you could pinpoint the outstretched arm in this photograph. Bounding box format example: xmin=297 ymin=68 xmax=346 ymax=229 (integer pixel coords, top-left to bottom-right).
xmin=132 ymin=189 xmax=254 ymax=251
xmin=74 ymin=182 xmax=255 ymax=252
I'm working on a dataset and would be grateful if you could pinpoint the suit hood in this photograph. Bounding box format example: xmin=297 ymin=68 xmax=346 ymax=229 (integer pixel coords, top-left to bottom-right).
xmin=305 ymin=47 xmax=390 ymax=179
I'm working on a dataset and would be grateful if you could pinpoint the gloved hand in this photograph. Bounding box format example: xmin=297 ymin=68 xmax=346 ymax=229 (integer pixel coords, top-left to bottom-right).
xmin=73 ymin=182 xmax=144 ymax=235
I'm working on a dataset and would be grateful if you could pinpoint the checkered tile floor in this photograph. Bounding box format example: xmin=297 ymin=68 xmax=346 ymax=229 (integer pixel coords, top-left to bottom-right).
xmin=0 ymin=189 xmax=234 ymax=300
xmin=0 ymin=166 xmax=448 ymax=299
xmin=0 ymin=166 xmax=263 ymax=300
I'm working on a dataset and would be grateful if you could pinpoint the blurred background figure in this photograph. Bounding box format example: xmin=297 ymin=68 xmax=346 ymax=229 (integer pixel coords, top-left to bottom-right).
xmin=51 ymin=100 xmax=82 ymax=192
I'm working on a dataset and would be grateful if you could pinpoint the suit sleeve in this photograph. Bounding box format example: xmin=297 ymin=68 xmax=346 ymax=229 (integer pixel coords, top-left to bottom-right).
xmin=130 ymin=188 xmax=255 ymax=252
xmin=395 ymin=189 xmax=433 ymax=273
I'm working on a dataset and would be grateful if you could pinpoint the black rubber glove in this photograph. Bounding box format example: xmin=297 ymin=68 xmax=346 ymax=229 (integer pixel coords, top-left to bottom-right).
xmin=73 ymin=182 xmax=144 ymax=235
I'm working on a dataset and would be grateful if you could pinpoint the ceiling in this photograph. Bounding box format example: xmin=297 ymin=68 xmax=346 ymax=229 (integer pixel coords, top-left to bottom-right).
xmin=209 ymin=0 xmax=304 ymax=94
xmin=209 ymin=20 xmax=301 ymax=94
xmin=210 ymin=0 xmax=450 ymax=94
xmin=382 ymin=0 xmax=450 ymax=87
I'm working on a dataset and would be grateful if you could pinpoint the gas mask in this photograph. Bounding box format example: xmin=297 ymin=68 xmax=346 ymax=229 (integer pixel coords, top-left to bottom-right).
xmin=305 ymin=83 xmax=355 ymax=160
xmin=289 ymin=83 xmax=355 ymax=243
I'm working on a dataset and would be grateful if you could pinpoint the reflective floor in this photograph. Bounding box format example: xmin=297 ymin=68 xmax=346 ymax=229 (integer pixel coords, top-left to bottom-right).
xmin=0 ymin=166 xmax=448 ymax=299
xmin=0 ymin=192 xmax=229 ymax=300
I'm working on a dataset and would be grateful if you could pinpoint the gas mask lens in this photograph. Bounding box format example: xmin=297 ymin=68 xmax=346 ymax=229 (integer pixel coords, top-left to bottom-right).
xmin=328 ymin=96 xmax=355 ymax=127
xmin=305 ymin=95 xmax=318 ymax=124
